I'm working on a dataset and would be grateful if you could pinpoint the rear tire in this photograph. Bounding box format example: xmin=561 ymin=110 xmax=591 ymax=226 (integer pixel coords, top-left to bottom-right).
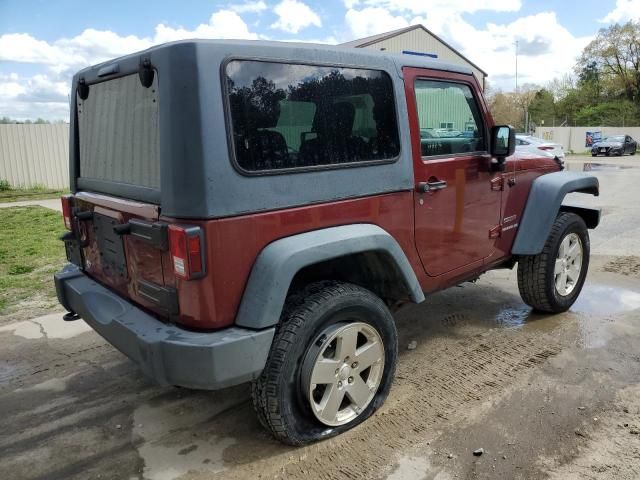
xmin=251 ymin=281 xmax=397 ymax=445
xmin=517 ymin=213 xmax=589 ymax=313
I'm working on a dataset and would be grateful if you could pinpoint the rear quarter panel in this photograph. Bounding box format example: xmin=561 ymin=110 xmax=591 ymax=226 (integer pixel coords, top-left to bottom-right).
xmin=162 ymin=191 xmax=423 ymax=330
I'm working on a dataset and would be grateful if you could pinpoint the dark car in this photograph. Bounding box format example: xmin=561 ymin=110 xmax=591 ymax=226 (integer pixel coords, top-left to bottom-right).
xmin=591 ymin=134 xmax=637 ymax=156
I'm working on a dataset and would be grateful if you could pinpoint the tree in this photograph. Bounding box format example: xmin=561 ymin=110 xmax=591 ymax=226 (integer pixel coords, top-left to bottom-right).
xmin=487 ymin=91 xmax=524 ymax=129
xmin=580 ymin=21 xmax=640 ymax=103
xmin=575 ymin=100 xmax=640 ymax=126
xmin=528 ymin=89 xmax=556 ymax=126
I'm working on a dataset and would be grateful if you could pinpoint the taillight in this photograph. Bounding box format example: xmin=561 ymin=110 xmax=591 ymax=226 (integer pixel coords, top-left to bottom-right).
xmin=61 ymin=195 xmax=73 ymax=230
xmin=538 ymin=146 xmax=554 ymax=151
xmin=168 ymin=225 xmax=205 ymax=280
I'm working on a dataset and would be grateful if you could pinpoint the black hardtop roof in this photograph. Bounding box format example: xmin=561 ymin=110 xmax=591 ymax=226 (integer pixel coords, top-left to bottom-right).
xmin=77 ymin=38 xmax=474 ymax=79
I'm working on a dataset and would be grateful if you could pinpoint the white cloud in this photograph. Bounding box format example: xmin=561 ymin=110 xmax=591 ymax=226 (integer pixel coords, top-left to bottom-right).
xmin=0 ymin=10 xmax=258 ymax=75
xmin=346 ymin=0 xmax=522 ymax=16
xmin=342 ymin=1 xmax=591 ymax=91
xmin=345 ymin=7 xmax=409 ymax=38
xmin=271 ymin=0 xmax=322 ymax=33
xmin=600 ymin=0 xmax=640 ymax=23
xmin=0 ymin=9 xmax=259 ymax=120
xmin=423 ymin=11 xmax=592 ymax=88
xmin=154 ymin=10 xmax=259 ymax=43
xmin=0 ymin=73 xmax=70 ymax=120
xmin=229 ymin=1 xmax=268 ymax=14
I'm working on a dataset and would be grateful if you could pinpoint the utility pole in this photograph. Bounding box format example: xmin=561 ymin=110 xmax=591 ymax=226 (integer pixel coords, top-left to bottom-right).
xmin=515 ymin=40 xmax=519 ymax=92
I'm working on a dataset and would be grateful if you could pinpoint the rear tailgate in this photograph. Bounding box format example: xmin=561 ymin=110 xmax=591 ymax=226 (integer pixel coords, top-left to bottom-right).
xmin=71 ymin=191 xmax=176 ymax=320
xmin=69 ymin=65 xmax=180 ymax=318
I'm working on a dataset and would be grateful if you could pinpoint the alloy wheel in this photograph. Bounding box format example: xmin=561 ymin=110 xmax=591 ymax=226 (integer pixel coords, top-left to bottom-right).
xmin=554 ymin=232 xmax=583 ymax=296
xmin=303 ymin=322 xmax=385 ymax=427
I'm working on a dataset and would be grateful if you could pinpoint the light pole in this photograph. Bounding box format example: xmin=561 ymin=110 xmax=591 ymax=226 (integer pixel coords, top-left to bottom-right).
xmin=515 ymin=40 xmax=519 ymax=92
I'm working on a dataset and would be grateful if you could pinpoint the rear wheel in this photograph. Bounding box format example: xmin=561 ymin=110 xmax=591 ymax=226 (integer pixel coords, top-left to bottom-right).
xmin=252 ymin=281 xmax=397 ymax=445
xmin=517 ymin=213 xmax=589 ymax=313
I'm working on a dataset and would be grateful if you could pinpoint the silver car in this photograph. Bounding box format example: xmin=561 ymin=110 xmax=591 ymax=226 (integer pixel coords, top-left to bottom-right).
xmin=516 ymin=134 xmax=565 ymax=159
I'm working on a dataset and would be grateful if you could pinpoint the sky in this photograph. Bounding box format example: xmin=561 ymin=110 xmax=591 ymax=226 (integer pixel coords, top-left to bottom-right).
xmin=1 ymin=0 xmax=639 ymax=120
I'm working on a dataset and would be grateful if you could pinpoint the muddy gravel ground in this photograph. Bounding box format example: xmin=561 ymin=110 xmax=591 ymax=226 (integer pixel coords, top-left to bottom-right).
xmin=1 ymin=156 xmax=640 ymax=480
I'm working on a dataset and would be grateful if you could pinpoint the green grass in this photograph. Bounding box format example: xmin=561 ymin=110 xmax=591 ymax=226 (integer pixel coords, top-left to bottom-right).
xmin=0 ymin=206 xmax=66 ymax=317
xmin=0 ymin=184 xmax=67 ymax=203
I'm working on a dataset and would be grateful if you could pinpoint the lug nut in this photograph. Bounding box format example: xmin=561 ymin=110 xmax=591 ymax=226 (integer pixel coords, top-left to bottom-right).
xmin=348 ymin=376 xmax=354 ymax=384
xmin=351 ymin=362 xmax=358 ymax=368
xmin=338 ymin=381 xmax=343 ymax=388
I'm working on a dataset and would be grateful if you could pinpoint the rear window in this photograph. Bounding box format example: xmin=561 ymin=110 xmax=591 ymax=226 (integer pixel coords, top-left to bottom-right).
xmin=224 ymin=60 xmax=400 ymax=173
xmin=77 ymin=73 xmax=160 ymax=189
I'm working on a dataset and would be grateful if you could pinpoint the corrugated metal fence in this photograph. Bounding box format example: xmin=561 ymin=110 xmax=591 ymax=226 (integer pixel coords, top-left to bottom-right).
xmin=0 ymin=124 xmax=69 ymax=189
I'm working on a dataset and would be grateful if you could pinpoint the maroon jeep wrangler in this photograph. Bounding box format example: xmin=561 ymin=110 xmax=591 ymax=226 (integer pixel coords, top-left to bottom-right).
xmin=55 ymin=40 xmax=600 ymax=445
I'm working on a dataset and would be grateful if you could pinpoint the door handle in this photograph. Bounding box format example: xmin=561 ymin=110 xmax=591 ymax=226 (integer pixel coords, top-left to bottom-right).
xmin=417 ymin=180 xmax=448 ymax=193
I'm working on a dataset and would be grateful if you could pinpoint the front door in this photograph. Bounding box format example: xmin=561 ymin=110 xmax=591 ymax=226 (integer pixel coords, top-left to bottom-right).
xmin=404 ymin=68 xmax=502 ymax=277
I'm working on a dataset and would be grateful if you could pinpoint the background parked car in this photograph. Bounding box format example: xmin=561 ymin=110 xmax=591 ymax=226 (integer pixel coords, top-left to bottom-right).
xmin=591 ymin=134 xmax=637 ymax=156
xmin=516 ymin=134 xmax=565 ymax=159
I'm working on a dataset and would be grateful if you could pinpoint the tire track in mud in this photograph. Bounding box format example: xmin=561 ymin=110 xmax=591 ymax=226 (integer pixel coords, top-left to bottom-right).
xmin=216 ymin=326 xmax=564 ymax=480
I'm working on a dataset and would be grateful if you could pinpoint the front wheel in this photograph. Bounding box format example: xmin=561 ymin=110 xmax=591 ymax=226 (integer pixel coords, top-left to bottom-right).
xmin=252 ymin=281 xmax=397 ymax=445
xmin=517 ymin=212 xmax=590 ymax=313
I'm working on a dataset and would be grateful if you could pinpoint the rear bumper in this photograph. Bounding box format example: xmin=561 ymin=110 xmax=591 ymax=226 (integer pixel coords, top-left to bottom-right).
xmin=54 ymin=265 xmax=275 ymax=390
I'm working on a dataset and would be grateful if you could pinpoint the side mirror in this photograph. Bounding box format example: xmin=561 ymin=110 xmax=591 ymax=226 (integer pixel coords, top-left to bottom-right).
xmin=490 ymin=125 xmax=515 ymax=171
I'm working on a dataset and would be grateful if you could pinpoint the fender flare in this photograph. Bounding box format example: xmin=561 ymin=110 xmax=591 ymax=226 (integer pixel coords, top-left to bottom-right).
xmin=235 ymin=224 xmax=425 ymax=329
xmin=512 ymin=171 xmax=599 ymax=255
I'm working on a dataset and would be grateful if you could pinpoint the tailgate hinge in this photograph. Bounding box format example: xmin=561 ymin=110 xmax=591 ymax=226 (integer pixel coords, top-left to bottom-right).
xmin=490 ymin=176 xmax=504 ymax=191
xmin=489 ymin=224 xmax=502 ymax=239
xmin=114 ymin=219 xmax=168 ymax=250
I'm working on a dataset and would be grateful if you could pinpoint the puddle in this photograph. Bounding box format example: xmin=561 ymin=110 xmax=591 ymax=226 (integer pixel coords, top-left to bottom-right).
xmin=0 ymin=313 xmax=93 ymax=340
xmin=492 ymin=284 xmax=640 ymax=329
xmin=133 ymin=392 xmax=242 ymax=480
xmin=565 ymin=162 xmax=637 ymax=172
xmin=570 ymin=284 xmax=640 ymax=315
xmin=494 ymin=306 xmax=536 ymax=327
xmin=582 ymin=163 xmax=635 ymax=171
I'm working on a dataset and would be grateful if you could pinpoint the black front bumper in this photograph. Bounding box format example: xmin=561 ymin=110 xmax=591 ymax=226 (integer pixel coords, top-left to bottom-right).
xmin=54 ymin=265 xmax=275 ymax=390
xmin=592 ymin=146 xmax=621 ymax=155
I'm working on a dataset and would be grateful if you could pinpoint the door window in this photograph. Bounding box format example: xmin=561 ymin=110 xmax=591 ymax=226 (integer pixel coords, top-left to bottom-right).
xmin=414 ymin=80 xmax=485 ymax=157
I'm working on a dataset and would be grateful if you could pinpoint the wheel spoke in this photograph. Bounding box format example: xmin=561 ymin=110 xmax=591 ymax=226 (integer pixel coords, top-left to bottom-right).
xmin=556 ymin=271 xmax=567 ymax=293
xmin=336 ymin=327 xmax=358 ymax=359
xmin=319 ymin=383 xmax=345 ymax=421
xmin=566 ymin=241 xmax=580 ymax=262
xmin=355 ymin=341 xmax=382 ymax=370
xmin=554 ymin=258 xmax=564 ymax=274
xmin=346 ymin=375 xmax=371 ymax=409
xmin=567 ymin=263 xmax=581 ymax=283
xmin=558 ymin=237 xmax=570 ymax=257
xmin=311 ymin=358 xmax=340 ymax=385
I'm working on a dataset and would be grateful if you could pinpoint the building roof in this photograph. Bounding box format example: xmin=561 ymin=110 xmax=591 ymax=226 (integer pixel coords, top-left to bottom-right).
xmin=339 ymin=24 xmax=487 ymax=77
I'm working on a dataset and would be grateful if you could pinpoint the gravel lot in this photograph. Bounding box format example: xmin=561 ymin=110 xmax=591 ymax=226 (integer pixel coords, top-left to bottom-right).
xmin=1 ymin=155 xmax=639 ymax=480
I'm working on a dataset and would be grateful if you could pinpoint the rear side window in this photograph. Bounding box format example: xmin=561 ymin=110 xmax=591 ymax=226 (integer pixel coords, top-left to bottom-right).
xmin=225 ymin=60 xmax=400 ymax=173
xmin=414 ymin=80 xmax=486 ymax=157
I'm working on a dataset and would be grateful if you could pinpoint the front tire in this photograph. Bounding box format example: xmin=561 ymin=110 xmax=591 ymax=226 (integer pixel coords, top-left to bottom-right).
xmin=517 ymin=213 xmax=590 ymax=313
xmin=252 ymin=281 xmax=398 ymax=445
